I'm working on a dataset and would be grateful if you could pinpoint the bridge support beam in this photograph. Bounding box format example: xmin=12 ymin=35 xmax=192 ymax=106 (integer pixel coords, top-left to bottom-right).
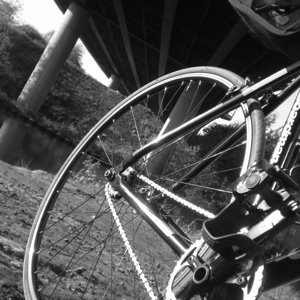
xmin=147 ymin=81 xmax=201 ymax=175
xmin=0 ymin=2 xmax=90 ymax=166
xmin=17 ymin=2 xmax=90 ymax=113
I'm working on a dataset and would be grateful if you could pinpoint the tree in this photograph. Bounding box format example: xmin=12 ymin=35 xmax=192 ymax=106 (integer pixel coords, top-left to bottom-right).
xmin=0 ymin=0 xmax=26 ymax=98
xmin=0 ymin=0 xmax=21 ymax=47
xmin=0 ymin=24 xmax=45 ymax=99
xmin=0 ymin=0 xmax=21 ymax=26
xmin=18 ymin=24 xmax=46 ymax=46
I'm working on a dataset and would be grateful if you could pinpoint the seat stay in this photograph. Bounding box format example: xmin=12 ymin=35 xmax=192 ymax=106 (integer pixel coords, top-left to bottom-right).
xmin=123 ymin=91 xmax=245 ymax=171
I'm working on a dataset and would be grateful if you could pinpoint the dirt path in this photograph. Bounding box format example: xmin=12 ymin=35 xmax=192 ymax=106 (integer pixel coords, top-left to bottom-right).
xmin=0 ymin=159 xmax=298 ymax=300
xmin=0 ymin=160 xmax=53 ymax=299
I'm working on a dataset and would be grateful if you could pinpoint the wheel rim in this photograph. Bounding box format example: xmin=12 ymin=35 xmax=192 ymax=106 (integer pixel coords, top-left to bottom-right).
xmin=24 ymin=69 xmax=256 ymax=300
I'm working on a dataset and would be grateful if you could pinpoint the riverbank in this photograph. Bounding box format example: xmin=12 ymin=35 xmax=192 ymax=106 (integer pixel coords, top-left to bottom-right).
xmin=0 ymin=159 xmax=299 ymax=299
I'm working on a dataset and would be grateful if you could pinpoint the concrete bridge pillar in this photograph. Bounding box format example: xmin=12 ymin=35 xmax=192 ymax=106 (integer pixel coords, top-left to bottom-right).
xmin=147 ymin=81 xmax=202 ymax=175
xmin=17 ymin=2 xmax=90 ymax=113
xmin=0 ymin=2 xmax=90 ymax=166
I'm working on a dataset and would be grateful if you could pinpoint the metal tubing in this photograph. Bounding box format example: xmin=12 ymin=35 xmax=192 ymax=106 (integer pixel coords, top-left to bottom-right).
xmin=172 ymin=124 xmax=246 ymax=191
xmin=124 ymin=66 xmax=300 ymax=172
xmin=123 ymin=91 xmax=245 ymax=170
xmin=113 ymin=175 xmax=190 ymax=256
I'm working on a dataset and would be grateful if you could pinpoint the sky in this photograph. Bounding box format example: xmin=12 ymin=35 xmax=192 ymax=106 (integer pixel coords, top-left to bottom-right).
xmin=16 ymin=0 xmax=110 ymax=86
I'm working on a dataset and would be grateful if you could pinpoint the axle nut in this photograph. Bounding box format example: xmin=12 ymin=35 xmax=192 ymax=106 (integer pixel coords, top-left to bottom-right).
xmin=245 ymin=173 xmax=261 ymax=189
xmin=104 ymin=169 xmax=115 ymax=181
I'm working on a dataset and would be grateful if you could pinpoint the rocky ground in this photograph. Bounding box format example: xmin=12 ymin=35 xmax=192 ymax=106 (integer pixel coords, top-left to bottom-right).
xmin=0 ymin=159 xmax=299 ymax=300
xmin=0 ymin=160 xmax=53 ymax=299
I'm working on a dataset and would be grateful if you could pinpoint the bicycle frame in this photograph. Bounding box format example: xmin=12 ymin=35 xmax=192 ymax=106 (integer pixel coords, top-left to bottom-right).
xmin=124 ymin=61 xmax=300 ymax=170
xmin=111 ymin=60 xmax=300 ymax=293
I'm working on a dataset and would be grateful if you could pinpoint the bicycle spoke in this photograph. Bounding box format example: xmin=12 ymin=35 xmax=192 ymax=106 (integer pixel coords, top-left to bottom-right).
xmin=25 ymin=68 xmax=257 ymax=300
xmin=97 ymin=135 xmax=113 ymax=166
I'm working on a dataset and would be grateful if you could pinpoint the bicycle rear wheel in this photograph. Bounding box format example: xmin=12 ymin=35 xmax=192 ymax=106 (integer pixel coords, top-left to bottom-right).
xmin=23 ymin=67 xmax=264 ymax=300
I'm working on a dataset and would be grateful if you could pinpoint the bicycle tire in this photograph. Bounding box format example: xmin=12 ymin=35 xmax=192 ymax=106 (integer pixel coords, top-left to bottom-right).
xmin=23 ymin=67 xmax=265 ymax=300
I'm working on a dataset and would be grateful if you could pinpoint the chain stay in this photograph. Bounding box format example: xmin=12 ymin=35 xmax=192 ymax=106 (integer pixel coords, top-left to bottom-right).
xmin=104 ymin=170 xmax=216 ymax=299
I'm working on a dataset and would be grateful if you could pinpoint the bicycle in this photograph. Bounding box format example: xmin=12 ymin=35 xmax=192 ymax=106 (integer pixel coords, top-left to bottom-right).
xmin=21 ymin=0 xmax=300 ymax=294
xmin=21 ymin=55 xmax=300 ymax=299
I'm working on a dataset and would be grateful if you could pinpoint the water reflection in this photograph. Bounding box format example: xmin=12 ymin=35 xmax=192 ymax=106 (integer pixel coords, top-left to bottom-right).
xmin=0 ymin=117 xmax=73 ymax=173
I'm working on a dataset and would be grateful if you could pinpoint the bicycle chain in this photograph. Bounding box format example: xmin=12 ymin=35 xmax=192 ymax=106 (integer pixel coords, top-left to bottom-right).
xmin=105 ymin=183 xmax=158 ymax=300
xmin=137 ymin=174 xmax=216 ymax=219
xmin=137 ymin=174 xmax=265 ymax=300
xmin=105 ymin=174 xmax=216 ymax=300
